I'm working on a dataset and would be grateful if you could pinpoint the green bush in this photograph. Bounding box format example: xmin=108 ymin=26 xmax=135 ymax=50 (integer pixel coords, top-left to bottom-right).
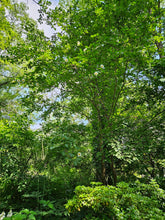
xmin=65 ymin=180 xmax=165 ymax=220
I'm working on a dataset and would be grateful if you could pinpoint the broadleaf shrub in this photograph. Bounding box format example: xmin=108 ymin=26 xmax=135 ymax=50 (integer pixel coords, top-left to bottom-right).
xmin=65 ymin=180 xmax=165 ymax=219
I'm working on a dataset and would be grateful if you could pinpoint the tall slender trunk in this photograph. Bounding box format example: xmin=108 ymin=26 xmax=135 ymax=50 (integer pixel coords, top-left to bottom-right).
xmin=93 ymin=133 xmax=117 ymax=186
xmin=110 ymin=155 xmax=117 ymax=186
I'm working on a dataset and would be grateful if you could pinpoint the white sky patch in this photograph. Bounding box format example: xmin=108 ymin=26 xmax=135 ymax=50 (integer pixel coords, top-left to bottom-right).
xmin=43 ymin=87 xmax=61 ymax=102
xmin=18 ymin=0 xmax=59 ymax=37
xmin=30 ymin=121 xmax=42 ymax=130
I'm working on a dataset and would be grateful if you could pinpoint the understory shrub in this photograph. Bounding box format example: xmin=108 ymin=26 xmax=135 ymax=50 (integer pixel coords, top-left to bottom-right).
xmin=65 ymin=180 xmax=165 ymax=220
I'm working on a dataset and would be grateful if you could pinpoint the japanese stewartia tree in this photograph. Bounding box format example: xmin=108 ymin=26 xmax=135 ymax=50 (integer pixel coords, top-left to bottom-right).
xmin=29 ymin=0 xmax=164 ymax=185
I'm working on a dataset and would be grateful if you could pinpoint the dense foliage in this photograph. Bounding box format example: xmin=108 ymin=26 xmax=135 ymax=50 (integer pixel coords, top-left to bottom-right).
xmin=0 ymin=0 xmax=165 ymax=219
xmin=66 ymin=181 xmax=165 ymax=219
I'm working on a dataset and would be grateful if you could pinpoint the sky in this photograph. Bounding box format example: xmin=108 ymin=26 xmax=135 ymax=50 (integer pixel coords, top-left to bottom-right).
xmin=19 ymin=0 xmax=58 ymax=37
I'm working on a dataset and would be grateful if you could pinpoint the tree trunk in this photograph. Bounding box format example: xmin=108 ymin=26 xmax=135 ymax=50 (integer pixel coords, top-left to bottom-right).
xmin=93 ymin=134 xmax=117 ymax=186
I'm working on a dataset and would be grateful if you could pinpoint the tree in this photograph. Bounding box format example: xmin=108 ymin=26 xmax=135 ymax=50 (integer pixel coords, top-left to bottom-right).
xmin=0 ymin=0 xmax=39 ymax=116
xmin=0 ymin=115 xmax=38 ymax=209
xmin=119 ymin=58 xmax=165 ymax=186
xmin=0 ymin=1 xmax=52 ymax=210
xmin=30 ymin=0 xmax=164 ymax=185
